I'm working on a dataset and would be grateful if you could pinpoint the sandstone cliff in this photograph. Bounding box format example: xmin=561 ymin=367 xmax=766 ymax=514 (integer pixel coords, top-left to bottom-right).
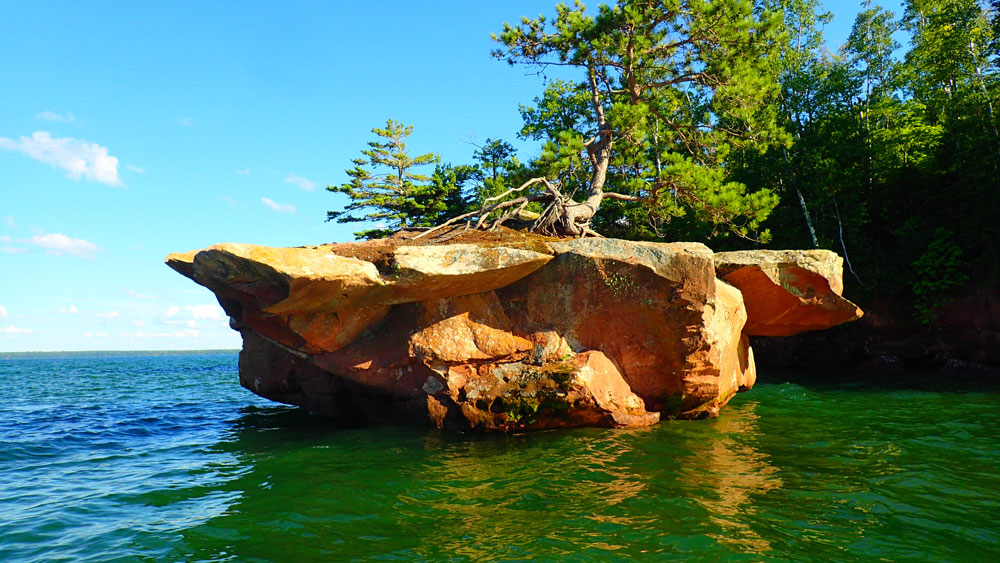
xmin=167 ymin=232 xmax=861 ymax=431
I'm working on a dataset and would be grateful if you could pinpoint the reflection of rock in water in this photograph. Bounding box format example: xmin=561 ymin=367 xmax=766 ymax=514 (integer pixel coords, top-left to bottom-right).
xmin=180 ymin=407 xmax=671 ymax=560
xmin=407 ymin=427 xmax=659 ymax=559
xmin=683 ymin=400 xmax=782 ymax=553
xmin=178 ymin=402 xmax=791 ymax=560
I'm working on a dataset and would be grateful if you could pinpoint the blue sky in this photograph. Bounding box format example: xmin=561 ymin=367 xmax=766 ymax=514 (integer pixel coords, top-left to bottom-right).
xmin=0 ymin=0 xmax=899 ymax=352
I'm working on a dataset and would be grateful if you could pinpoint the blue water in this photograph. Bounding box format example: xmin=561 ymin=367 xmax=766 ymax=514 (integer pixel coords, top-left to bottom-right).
xmin=1 ymin=354 xmax=999 ymax=561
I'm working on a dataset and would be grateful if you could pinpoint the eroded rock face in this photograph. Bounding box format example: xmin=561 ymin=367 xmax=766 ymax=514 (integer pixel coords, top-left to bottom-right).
xmin=167 ymin=244 xmax=388 ymax=354
xmin=714 ymin=249 xmax=864 ymax=336
xmin=167 ymin=236 xmax=860 ymax=431
xmin=497 ymin=239 xmax=753 ymax=415
xmin=166 ymin=242 xmax=552 ymax=355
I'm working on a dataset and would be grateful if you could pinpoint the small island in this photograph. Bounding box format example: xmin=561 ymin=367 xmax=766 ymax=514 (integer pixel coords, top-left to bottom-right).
xmin=167 ymin=230 xmax=861 ymax=431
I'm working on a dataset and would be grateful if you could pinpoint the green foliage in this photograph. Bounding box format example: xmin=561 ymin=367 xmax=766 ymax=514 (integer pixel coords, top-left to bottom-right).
xmin=327 ymin=120 xmax=466 ymax=239
xmin=728 ymin=0 xmax=999 ymax=324
xmin=320 ymin=0 xmax=1000 ymax=326
xmin=494 ymin=0 xmax=790 ymax=240
xmin=910 ymin=229 xmax=970 ymax=324
xmin=467 ymin=138 xmax=529 ymax=207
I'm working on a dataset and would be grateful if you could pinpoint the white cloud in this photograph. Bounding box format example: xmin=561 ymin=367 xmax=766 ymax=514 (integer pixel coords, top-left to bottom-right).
xmin=36 ymin=110 xmax=76 ymax=123
xmin=161 ymin=304 xmax=225 ymax=328
xmin=3 ymin=216 xmax=13 ymax=229
xmin=124 ymin=289 xmax=157 ymax=299
xmin=261 ymin=197 xmax=296 ymax=214
xmin=85 ymin=332 xmax=109 ymax=338
xmin=1 ymin=325 xmax=32 ymax=334
xmin=30 ymin=233 xmax=100 ymax=259
xmin=0 ymin=131 xmax=122 ymax=186
xmin=97 ymin=311 xmax=120 ymax=319
xmin=1 ymin=246 xmax=29 ymax=254
xmin=221 ymin=195 xmax=237 ymax=208
xmin=284 ymin=173 xmax=316 ymax=191
xmin=0 ymin=236 xmax=9 ymax=243
xmin=132 ymin=320 xmax=145 ymax=327
xmin=126 ymin=164 xmax=145 ymax=173
xmin=236 ymin=168 xmax=250 ymax=175
xmin=185 ymin=304 xmax=223 ymax=319
xmin=60 ymin=305 xmax=79 ymax=314
xmin=179 ymin=116 xmax=193 ymax=126
xmin=0 ymin=305 xmax=7 ymax=319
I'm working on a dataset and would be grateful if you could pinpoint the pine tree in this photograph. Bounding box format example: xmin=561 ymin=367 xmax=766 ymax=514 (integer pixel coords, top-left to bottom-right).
xmin=486 ymin=0 xmax=790 ymax=240
xmin=327 ymin=120 xmax=451 ymax=240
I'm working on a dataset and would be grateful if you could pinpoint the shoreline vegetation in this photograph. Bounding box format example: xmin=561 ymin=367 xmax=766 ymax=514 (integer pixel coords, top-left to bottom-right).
xmin=322 ymin=0 xmax=1000 ymax=369
xmin=0 ymin=349 xmax=240 ymax=360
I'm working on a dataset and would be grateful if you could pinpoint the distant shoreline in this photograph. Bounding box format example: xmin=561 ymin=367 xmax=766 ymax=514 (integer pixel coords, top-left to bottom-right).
xmin=0 ymin=349 xmax=240 ymax=360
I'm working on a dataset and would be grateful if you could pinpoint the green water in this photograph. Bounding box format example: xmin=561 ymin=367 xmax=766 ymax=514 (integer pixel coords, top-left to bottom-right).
xmin=1 ymin=355 xmax=998 ymax=561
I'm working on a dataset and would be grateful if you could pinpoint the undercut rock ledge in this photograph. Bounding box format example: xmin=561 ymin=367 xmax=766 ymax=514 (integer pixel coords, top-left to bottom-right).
xmin=167 ymin=233 xmax=861 ymax=431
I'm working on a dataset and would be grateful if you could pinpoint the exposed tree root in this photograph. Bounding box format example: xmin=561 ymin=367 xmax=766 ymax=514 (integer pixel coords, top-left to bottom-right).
xmin=415 ymin=177 xmax=641 ymax=240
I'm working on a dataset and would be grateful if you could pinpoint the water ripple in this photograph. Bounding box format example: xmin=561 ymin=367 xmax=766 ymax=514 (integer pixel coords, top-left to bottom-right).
xmin=2 ymin=358 xmax=999 ymax=561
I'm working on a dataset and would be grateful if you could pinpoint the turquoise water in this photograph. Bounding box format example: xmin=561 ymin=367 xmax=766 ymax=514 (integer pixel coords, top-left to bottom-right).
xmin=1 ymin=355 xmax=998 ymax=561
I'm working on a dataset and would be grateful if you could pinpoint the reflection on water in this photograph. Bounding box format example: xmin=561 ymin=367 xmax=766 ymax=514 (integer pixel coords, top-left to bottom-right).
xmin=179 ymin=411 xmax=671 ymax=561
xmin=177 ymin=401 xmax=794 ymax=560
xmin=687 ymin=400 xmax=782 ymax=553
xmin=4 ymin=356 xmax=1000 ymax=561
xmin=181 ymin=375 xmax=1000 ymax=561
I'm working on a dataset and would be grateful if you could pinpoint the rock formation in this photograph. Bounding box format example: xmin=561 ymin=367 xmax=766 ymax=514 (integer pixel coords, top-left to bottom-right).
xmin=167 ymin=232 xmax=861 ymax=431
xmin=714 ymin=250 xmax=863 ymax=336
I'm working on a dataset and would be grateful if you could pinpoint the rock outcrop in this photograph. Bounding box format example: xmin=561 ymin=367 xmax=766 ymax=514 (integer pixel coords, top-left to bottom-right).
xmin=714 ymin=250 xmax=863 ymax=336
xmin=167 ymin=234 xmax=860 ymax=431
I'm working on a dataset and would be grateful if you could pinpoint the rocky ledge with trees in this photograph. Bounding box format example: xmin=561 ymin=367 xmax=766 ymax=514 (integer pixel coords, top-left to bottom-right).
xmin=323 ymin=0 xmax=1000 ymax=373
xmin=167 ymin=0 xmax=1000 ymax=428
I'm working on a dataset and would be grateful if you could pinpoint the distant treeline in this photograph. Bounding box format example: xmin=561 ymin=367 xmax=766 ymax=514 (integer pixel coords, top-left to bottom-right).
xmin=0 ymin=350 xmax=240 ymax=360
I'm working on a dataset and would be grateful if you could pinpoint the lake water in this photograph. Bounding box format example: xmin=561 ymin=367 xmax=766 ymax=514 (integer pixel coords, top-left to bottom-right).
xmin=1 ymin=354 xmax=998 ymax=561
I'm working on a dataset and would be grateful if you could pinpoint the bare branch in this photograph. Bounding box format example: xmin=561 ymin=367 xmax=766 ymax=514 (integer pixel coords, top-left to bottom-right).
xmin=638 ymin=72 xmax=710 ymax=91
xmin=602 ymin=192 xmax=644 ymax=202
xmin=490 ymin=198 xmax=533 ymax=231
xmin=415 ymin=177 xmax=562 ymax=240
xmin=432 ymin=222 xmax=472 ymax=242
xmin=478 ymin=196 xmax=530 ymax=229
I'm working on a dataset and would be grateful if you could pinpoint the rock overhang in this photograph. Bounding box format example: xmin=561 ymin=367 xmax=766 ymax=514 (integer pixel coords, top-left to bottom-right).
xmin=714 ymin=249 xmax=864 ymax=336
xmin=167 ymin=235 xmax=862 ymax=431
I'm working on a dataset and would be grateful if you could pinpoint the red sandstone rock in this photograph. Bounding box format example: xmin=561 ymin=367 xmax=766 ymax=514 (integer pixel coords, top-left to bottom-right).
xmin=165 ymin=242 xmax=551 ymax=354
xmin=165 ymin=237 xmax=863 ymax=431
xmin=497 ymin=239 xmax=754 ymax=416
xmin=714 ymin=249 xmax=864 ymax=336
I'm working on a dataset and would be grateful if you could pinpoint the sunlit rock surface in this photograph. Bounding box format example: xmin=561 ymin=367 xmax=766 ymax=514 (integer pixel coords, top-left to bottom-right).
xmin=714 ymin=249 xmax=864 ymax=337
xmin=167 ymin=235 xmax=860 ymax=431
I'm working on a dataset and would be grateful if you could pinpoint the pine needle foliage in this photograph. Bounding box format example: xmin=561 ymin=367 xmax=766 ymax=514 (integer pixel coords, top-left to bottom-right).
xmin=327 ymin=120 xmax=445 ymax=239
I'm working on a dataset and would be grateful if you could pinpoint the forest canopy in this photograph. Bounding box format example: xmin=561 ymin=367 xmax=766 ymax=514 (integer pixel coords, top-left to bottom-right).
xmin=328 ymin=0 xmax=1000 ymax=323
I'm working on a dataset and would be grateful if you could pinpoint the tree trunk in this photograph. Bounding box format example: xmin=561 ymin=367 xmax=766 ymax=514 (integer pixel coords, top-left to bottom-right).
xmin=782 ymin=147 xmax=819 ymax=248
xmin=796 ymin=186 xmax=820 ymax=249
xmin=536 ymin=65 xmax=616 ymax=237
xmin=970 ymin=40 xmax=1000 ymax=165
xmin=834 ymin=199 xmax=865 ymax=287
